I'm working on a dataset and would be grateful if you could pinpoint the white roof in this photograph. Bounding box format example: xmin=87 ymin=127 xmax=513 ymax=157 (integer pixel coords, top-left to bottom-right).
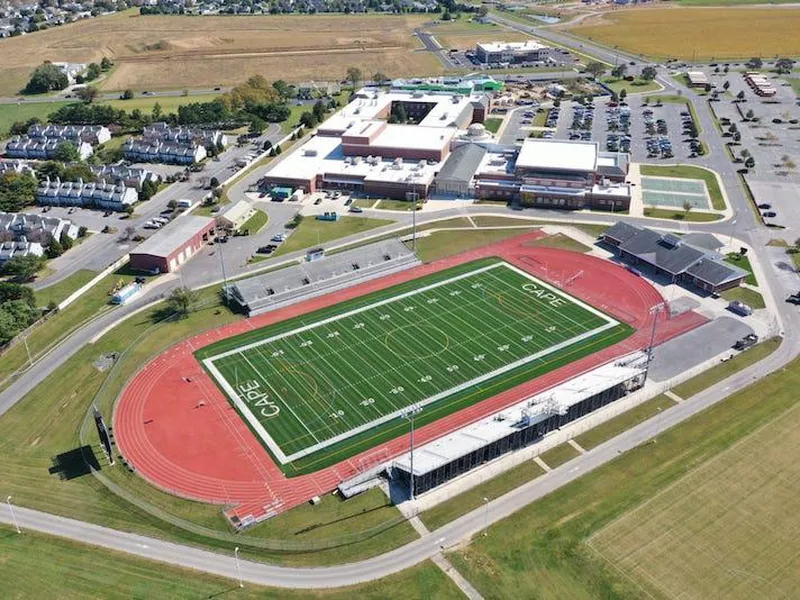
xmin=393 ymin=354 xmax=647 ymax=476
xmin=221 ymin=199 xmax=253 ymax=222
xmin=372 ymin=124 xmax=455 ymax=152
xmin=516 ymin=139 xmax=598 ymax=173
xmin=265 ymin=135 xmax=439 ymax=185
xmin=477 ymin=40 xmax=548 ymax=53
xmin=132 ymin=216 xmax=214 ymax=258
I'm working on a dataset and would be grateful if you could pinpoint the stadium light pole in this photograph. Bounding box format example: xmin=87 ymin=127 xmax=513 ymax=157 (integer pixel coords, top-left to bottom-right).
xmin=645 ymin=303 xmax=665 ymax=381
xmin=234 ymin=546 xmax=243 ymax=588
xmin=217 ymin=235 xmax=230 ymax=305
xmin=402 ymin=405 xmax=423 ymax=502
xmin=6 ymin=496 xmax=20 ymax=534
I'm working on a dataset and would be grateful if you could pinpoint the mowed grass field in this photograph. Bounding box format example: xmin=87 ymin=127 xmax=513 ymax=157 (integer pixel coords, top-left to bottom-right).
xmin=568 ymin=8 xmax=800 ymax=60
xmin=589 ymin=398 xmax=800 ymax=599
xmin=0 ymin=10 xmax=440 ymax=96
xmin=199 ymin=258 xmax=630 ymax=473
xmin=431 ymin=20 xmax=530 ymax=51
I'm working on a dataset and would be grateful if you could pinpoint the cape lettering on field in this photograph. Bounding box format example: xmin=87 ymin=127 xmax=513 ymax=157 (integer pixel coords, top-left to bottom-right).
xmin=237 ymin=380 xmax=280 ymax=418
xmin=522 ymin=282 xmax=568 ymax=308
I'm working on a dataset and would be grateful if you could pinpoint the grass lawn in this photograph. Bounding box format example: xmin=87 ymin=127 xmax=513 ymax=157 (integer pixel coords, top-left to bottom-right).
xmin=413 ymin=228 xmax=538 ymax=263
xmin=0 ymin=526 xmax=460 ymax=600
xmin=673 ymin=337 xmax=780 ymax=399
xmin=352 ymin=198 xmax=378 ymax=210
xmin=0 ymin=100 xmax=75 ymax=137
xmin=282 ymin=103 xmax=309 ymax=134
xmin=790 ymin=79 xmax=800 ymax=98
xmin=419 ymin=460 xmax=546 ymax=531
xmin=767 ymin=238 xmax=788 ymax=247
xmin=525 ymin=233 xmax=591 ymax=253
xmin=469 ymin=216 xmax=608 ymax=238
xmin=639 ymin=164 xmax=726 ymax=211
xmin=643 ymin=207 xmax=723 ymax=222
xmin=448 ymin=337 xmax=799 ymax=599
xmin=721 ymin=286 xmax=765 ymax=309
xmin=32 ymin=269 xmax=98 ymax=308
xmin=240 ymin=208 xmax=269 ymax=234
xmin=483 ymin=117 xmax=503 ymax=134
xmin=724 ymin=252 xmax=757 ymax=285
xmin=533 ymin=108 xmax=549 ymax=128
xmin=375 ymin=199 xmax=416 ymax=211
xmin=601 ymin=77 xmax=661 ymax=95
xmin=539 ymin=443 xmax=580 ymax=469
xmin=273 ymin=216 xmax=394 ymax=257
xmin=568 ymin=8 xmax=800 ymax=60
xmin=575 ymin=394 xmax=678 ymax=450
xmin=99 ymin=93 xmax=221 ymax=115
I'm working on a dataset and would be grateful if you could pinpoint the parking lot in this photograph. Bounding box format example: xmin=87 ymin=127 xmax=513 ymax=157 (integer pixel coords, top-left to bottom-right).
xmin=552 ymin=96 xmax=702 ymax=163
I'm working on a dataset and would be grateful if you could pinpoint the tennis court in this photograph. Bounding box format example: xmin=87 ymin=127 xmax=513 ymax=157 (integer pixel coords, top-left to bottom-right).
xmin=641 ymin=176 xmax=711 ymax=209
xmin=198 ymin=258 xmax=628 ymax=465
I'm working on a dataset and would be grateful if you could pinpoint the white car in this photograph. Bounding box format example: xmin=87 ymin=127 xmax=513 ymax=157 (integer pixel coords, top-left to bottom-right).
xmin=271 ymin=233 xmax=287 ymax=243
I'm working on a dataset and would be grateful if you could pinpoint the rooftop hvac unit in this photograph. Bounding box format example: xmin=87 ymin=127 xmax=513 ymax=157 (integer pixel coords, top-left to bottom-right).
xmin=418 ymin=160 xmax=426 ymax=168
xmin=344 ymin=157 xmax=352 ymax=165
xmin=393 ymin=157 xmax=403 ymax=170
xmin=353 ymin=156 xmax=362 ymax=165
xmin=303 ymin=149 xmax=318 ymax=157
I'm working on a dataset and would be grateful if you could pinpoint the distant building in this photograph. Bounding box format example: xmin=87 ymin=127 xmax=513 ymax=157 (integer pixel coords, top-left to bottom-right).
xmin=686 ymin=71 xmax=709 ymax=88
xmin=6 ymin=137 xmax=94 ymax=160
xmin=129 ymin=216 xmax=216 ymax=273
xmin=0 ymin=239 xmax=44 ymax=263
xmin=28 ymin=124 xmax=111 ymax=146
xmin=90 ymin=165 xmax=160 ymax=191
xmin=218 ymin=200 xmax=256 ymax=231
xmin=0 ymin=160 xmax=34 ymax=175
xmin=744 ymin=72 xmax=777 ymax=97
xmin=475 ymin=40 xmax=553 ymax=65
xmin=36 ymin=179 xmax=138 ymax=211
xmin=142 ymin=123 xmax=228 ymax=150
xmin=123 ymin=123 xmax=227 ymax=165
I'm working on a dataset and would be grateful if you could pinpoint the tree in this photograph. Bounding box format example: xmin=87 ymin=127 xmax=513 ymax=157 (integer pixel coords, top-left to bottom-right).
xmin=312 ymin=100 xmax=326 ymax=123
xmin=741 ymin=149 xmax=750 ymax=159
xmin=775 ymin=57 xmax=794 ymax=74
xmin=100 ymin=57 xmax=113 ymax=71
xmin=166 ymin=287 xmax=198 ymax=318
xmin=682 ymin=199 xmax=693 ymax=217
xmin=24 ymin=61 xmax=69 ymax=94
xmin=686 ymin=122 xmax=699 ymax=138
xmin=723 ymin=80 xmax=731 ymax=91
xmin=640 ymin=66 xmax=657 ymax=81
xmin=345 ymin=66 xmax=362 ymax=90
xmin=745 ymin=108 xmax=755 ymax=120
xmin=745 ymin=156 xmax=756 ymax=169
xmin=152 ymin=102 xmax=163 ymax=120
xmin=704 ymin=83 xmax=712 ymax=93
xmin=84 ymin=62 xmax=101 ymax=82
xmin=248 ymin=116 xmax=266 ymax=134
xmin=733 ymin=131 xmax=742 ymax=144
xmin=619 ymin=89 xmax=627 ymax=101
xmin=53 ymin=142 xmax=80 ymax=163
xmin=271 ymin=80 xmax=293 ymax=100
xmin=585 ymin=62 xmax=605 ymax=80
xmin=372 ymin=72 xmax=389 ymax=86
xmin=45 ymin=235 xmax=64 ymax=259
xmin=76 ymin=86 xmax=100 ymax=103
xmin=123 ymin=225 xmax=136 ymax=240
xmin=0 ymin=282 xmax=35 ymax=307
xmin=747 ymin=57 xmax=763 ymax=69
xmin=611 ymin=64 xmax=627 ymax=79
xmin=736 ymin=90 xmax=746 ymax=101
xmin=3 ymin=255 xmax=44 ymax=282
xmin=478 ymin=5 xmax=488 ymax=17
xmin=121 ymin=88 xmax=134 ymax=100
xmin=441 ymin=9 xmax=452 ymax=20
xmin=299 ymin=111 xmax=318 ymax=129
xmin=209 ymin=177 xmax=220 ymax=188
xmin=0 ymin=171 xmax=37 ymax=212
xmin=167 ymin=199 xmax=177 ymax=210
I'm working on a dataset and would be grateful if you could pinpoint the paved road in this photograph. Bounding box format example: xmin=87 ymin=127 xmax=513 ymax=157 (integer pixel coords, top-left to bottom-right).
xmin=0 ymin=87 xmax=232 ymax=105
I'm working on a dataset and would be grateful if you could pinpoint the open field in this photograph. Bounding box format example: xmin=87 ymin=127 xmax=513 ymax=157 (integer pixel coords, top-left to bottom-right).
xmin=721 ymin=285 xmax=765 ymax=308
xmin=568 ymin=8 xmax=800 ymax=60
xmin=413 ymin=228 xmax=540 ymax=262
xmin=0 ymin=526 xmax=459 ymax=600
xmin=430 ymin=20 xmax=529 ymax=51
xmin=725 ymin=252 xmax=757 ymax=285
xmin=575 ymin=394 xmax=677 ymax=450
xmin=589 ymin=394 xmax=800 ymax=599
xmin=525 ymin=232 xmax=591 ymax=253
xmin=240 ymin=209 xmax=269 ymax=234
xmin=0 ymin=10 xmax=440 ymax=95
xmin=274 ymin=216 xmax=394 ymax=257
xmin=100 ymin=93 xmax=221 ymax=113
xmin=198 ymin=258 xmax=629 ymax=469
xmin=643 ymin=207 xmax=723 ymax=222
xmin=0 ymin=100 xmax=74 ymax=137
xmin=449 ymin=338 xmax=800 ymax=598
xmin=32 ymin=269 xmax=98 ymax=308
xmin=539 ymin=442 xmax=580 ymax=468
xmin=601 ymin=76 xmax=661 ymax=95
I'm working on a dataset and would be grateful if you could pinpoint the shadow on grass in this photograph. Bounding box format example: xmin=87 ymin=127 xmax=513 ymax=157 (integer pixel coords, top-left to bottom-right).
xmin=49 ymin=446 xmax=101 ymax=481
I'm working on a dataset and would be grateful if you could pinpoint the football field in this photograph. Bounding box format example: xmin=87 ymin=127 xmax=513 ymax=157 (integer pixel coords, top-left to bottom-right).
xmin=199 ymin=259 xmax=630 ymax=468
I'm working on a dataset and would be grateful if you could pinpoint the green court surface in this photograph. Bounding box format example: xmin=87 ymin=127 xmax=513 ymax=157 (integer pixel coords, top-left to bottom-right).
xmin=641 ymin=176 xmax=710 ymax=209
xmin=198 ymin=259 xmax=632 ymax=473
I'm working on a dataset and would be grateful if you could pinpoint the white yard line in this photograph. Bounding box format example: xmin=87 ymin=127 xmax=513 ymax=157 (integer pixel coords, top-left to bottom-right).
xmin=203 ymin=263 xmax=622 ymax=464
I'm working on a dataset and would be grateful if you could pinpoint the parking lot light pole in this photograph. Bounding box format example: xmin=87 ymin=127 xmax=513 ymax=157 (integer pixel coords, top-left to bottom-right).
xmin=645 ymin=303 xmax=665 ymax=381
xmin=483 ymin=497 xmax=489 ymax=536
xmin=7 ymin=496 xmax=20 ymax=534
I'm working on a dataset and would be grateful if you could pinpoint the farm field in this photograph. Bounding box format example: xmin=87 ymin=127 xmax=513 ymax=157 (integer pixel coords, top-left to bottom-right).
xmin=100 ymin=93 xmax=221 ymax=113
xmin=568 ymin=8 xmax=800 ymax=60
xmin=197 ymin=258 xmax=630 ymax=471
xmin=0 ymin=100 xmax=74 ymax=137
xmin=430 ymin=20 xmax=529 ymax=51
xmin=0 ymin=10 xmax=440 ymax=96
xmin=589 ymin=397 xmax=800 ymax=599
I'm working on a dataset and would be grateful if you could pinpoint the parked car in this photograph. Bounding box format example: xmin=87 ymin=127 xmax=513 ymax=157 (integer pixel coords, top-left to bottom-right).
xmin=757 ymin=203 xmax=771 ymax=209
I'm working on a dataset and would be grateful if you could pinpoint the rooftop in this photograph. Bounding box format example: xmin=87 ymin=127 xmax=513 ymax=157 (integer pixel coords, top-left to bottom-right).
xmin=516 ymin=139 xmax=598 ymax=173
xmin=476 ymin=40 xmax=549 ymax=53
xmin=132 ymin=215 xmax=215 ymax=259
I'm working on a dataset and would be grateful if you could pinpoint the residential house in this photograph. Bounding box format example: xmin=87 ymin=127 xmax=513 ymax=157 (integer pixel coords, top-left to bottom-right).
xmin=36 ymin=178 xmax=138 ymax=211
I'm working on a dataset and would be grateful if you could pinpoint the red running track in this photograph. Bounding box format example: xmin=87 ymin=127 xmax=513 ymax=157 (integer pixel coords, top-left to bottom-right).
xmin=114 ymin=231 xmax=707 ymax=522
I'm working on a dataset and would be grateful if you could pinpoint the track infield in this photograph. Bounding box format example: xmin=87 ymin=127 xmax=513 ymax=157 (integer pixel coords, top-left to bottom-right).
xmin=197 ymin=258 xmax=630 ymax=470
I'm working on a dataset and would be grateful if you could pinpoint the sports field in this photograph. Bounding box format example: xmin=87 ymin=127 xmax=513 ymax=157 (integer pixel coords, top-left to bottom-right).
xmin=568 ymin=8 xmax=800 ymax=60
xmin=589 ymin=398 xmax=800 ymax=599
xmin=198 ymin=258 xmax=627 ymax=466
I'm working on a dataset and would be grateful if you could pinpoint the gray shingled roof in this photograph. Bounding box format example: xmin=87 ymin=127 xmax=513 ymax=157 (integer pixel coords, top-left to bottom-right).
xmin=602 ymin=221 xmax=641 ymax=245
xmin=686 ymin=258 xmax=747 ymax=286
xmin=436 ymin=144 xmax=487 ymax=185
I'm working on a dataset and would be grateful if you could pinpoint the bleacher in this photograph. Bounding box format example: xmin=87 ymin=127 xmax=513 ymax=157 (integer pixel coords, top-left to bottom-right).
xmin=227 ymin=238 xmax=420 ymax=316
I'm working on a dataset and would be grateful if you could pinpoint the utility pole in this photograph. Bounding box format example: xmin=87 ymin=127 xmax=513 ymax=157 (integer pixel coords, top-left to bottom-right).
xmin=483 ymin=497 xmax=489 ymax=536
xmin=234 ymin=546 xmax=243 ymax=588
xmin=6 ymin=496 xmax=20 ymax=534
xmin=22 ymin=335 xmax=32 ymax=368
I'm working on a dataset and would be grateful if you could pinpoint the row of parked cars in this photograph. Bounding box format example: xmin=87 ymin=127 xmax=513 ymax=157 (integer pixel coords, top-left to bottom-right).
xmin=642 ymin=107 xmax=674 ymax=159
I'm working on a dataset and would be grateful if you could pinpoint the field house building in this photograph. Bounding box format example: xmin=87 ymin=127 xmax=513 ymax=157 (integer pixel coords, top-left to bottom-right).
xmin=129 ymin=216 xmax=215 ymax=273
xmin=602 ymin=222 xmax=748 ymax=293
